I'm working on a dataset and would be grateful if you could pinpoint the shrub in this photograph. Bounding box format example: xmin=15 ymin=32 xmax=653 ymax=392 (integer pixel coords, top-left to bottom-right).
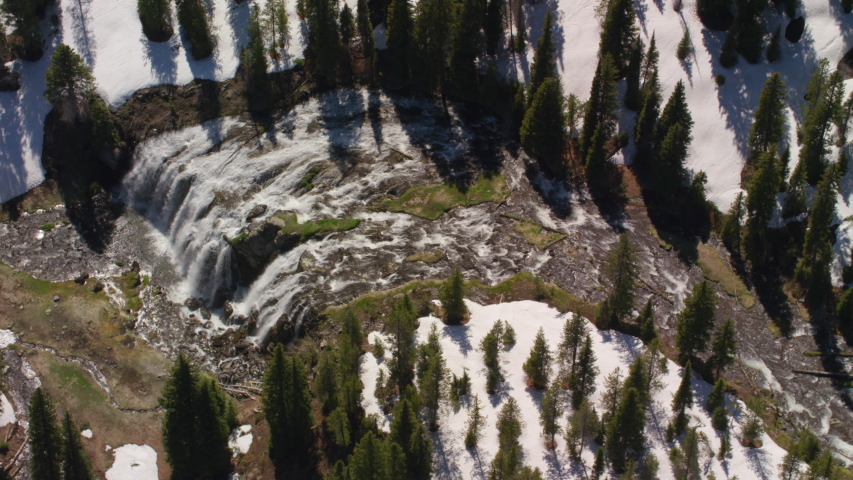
xmin=715 ymin=73 xmax=726 ymax=86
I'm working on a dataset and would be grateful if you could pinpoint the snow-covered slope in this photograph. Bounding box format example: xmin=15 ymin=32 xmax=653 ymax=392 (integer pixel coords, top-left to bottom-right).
xmin=361 ymin=300 xmax=788 ymax=479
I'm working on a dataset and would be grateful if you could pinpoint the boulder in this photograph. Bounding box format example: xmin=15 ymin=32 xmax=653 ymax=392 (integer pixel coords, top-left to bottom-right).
xmin=73 ymin=273 xmax=89 ymax=285
xmin=247 ymin=204 xmax=267 ymax=220
xmin=92 ymin=282 xmax=105 ymax=293
xmin=184 ymin=298 xmax=203 ymax=311
xmin=222 ymin=301 xmax=234 ymax=320
xmin=785 ymin=17 xmax=805 ymax=43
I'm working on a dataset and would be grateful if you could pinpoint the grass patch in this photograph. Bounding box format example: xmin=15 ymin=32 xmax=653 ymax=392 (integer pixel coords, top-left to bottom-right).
xmin=277 ymin=214 xmax=362 ymax=241
xmin=511 ymin=221 xmax=564 ymax=249
xmin=380 ymin=174 xmax=510 ymax=220
xmin=406 ymin=250 xmax=444 ymax=264
xmin=299 ymin=168 xmax=322 ymax=192
xmin=39 ymin=223 xmax=56 ymax=232
xmin=231 ymin=232 xmax=249 ymax=245
xmin=766 ymin=322 xmax=782 ymax=339
xmin=697 ymin=244 xmax=754 ymax=309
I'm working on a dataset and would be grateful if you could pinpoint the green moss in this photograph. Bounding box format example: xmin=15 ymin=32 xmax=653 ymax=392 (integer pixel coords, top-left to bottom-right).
xmin=406 ymin=250 xmax=444 ymax=264
xmin=380 ymin=174 xmax=510 ymax=220
xmin=697 ymin=245 xmax=754 ymax=309
xmin=231 ymin=232 xmax=249 ymax=245
xmin=39 ymin=223 xmax=56 ymax=232
xmin=299 ymin=168 xmax=321 ymax=192
xmin=277 ymin=214 xmax=362 ymax=241
xmin=511 ymin=220 xmax=564 ymax=249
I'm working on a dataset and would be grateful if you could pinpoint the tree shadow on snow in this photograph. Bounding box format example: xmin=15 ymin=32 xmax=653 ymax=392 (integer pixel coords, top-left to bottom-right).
xmin=65 ymin=0 xmax=97 ymax=67
xmin=431 ymin=432 xmax=465 ymax=480
xmin=441 ymin=323 xmax=474 ymax=356
xmin=524 ymin=162 xmax=578 ymax=220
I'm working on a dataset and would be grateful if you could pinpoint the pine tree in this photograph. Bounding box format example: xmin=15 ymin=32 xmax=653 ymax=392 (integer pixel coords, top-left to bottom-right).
xmin=733 ymin=0 xmax=765 ymax=64
xmin=511 ymin=0 xmax=525 ymax=52
xmin=558 ymin=313 xmax=589 ymax=381
xmin=721 ymin=192 xmax=745 ymax=256
xmin=581 ymin=55 xmax=620 ymax=179
xmin=263 ymin=345 xmax=314 ymax=466
xmin=676 ymin=28 xmax=691 ymax=61
xmin=465 ymin=394 xmax=486 ymax=448
xmin=449 ymin=0 xmax=484 ymax=98
xmin=340 ymin=5 xmax=355 ymax=49
xmin=707 ymin=377 xmax=726 ymax=412
xmin=29 ymin=388 xmax=62 ymax=480
xmin=719 ymin=23 xmax=739 ymax=68
xmin=570 ymin=334 xmax=598 ymax=408
xmin=243 ymin=4 xmax=270 ymax=103
xmin=641 ymin=338 xmax=668 ymax=395
xmin=327 ymin=407 xmax=350 ymax=446
xmin=623 ymin=355 xmax=650 ymax=406
xmin=389 ymin=294 xmax=417 ymax=390
xmin=599 ymin=0 xmax=638 ymax=70
xmin=315 ymin=349 xmax=339 ymax=413
xmin=599 ymin=233 xmax=639 ymax=326
xmin=523 ymin=327 xmax=553 ymax=389
xmin=602 ymin=367 xmax=624 ymax=418
xmin=309 ymin=0 xmax=341 ymax=82
xmin=60 ymin=412 xmax=94 ymax=480
xmin=653 ymin=80 xmax=693 ymax=198
xmin=634 ymin=68 xmax=661 ymax=165
xmin=744 ymin=150 xmax=782 ymax=267
xmin=263 ymin=0 xmax=289 ymax=61
xmin=539 ymin=386 xmax=563 ymax=448
xmin=138 ymin=0 xmax=173 ymax=41
xmin=418 ymin=323 xmax=448 ymax=429
xmin=779 ymin=452 xmax=802 ymax=480
xmin=837 ymin=288 xmax=853 ymax=328
xmin=413 ymin=0 xmax=456 ymax=92
xmin=670 ymin=427 xmax=701 ymax=479
xmin=606 ymin=387 xmax=646 ymax=471
xmin=440 ymin=268 xmax=468 ymax=324
xmin=528 ymin=11 xmax=556 ymax=102
xmin=407 ymin=422 xmax=433 ymax=479
xmin=480 ymin=320 xmax=504 ymax=370
xmin=641 ymin=452 xmax=660 ymax=480
xmin=511 ymin=82 xmax=527 ymax=137
xmin=670 ymin=361 xmax=694 ymax=436
xmin=177 ymin=0 xmax=215 ymax=60
xmin=674 ymin=281 xmax=717 ymax=359
xmin=44 ymin=45 xmax=96 ymax=114
xmin=640 ymin=33 xmax=659 ymax=90
xmin=357 ymin=0 xmax=374 ymax=62
xmin=638 ymin=298 xmax=657 ymax=343
xmin=1 ymin=0 xmax=45 ymax=60
xmin=697 ymin=0 xmax=733 ymax=30
xmin=348 ymin=431 xmax=390 ymax=479
xmin=193 ymin=377 xmax=233 ymax=479
xmin=709 ymin=318 xmax=737 ymax=377
xmin=767 ymin=25 xmax=781 ymax=63
xmin=748 ymin=73 xmax=787 ymax=162
xmin=795 ymin=59 xmax=846 ymax=185
xmin=592 ymin=448 xmax=606 ymax=479
xmin=521 ymin=77 xmax=567 ymax=173
xmin=794 ymin=167 xmax=837 ymax=305
xmin=390 ymin=399 xmax=431 ymax=478
xmin=625 ymin=37 xmax=644 ymax=111
xmin=160 ymin=355 xmax=197 ymax=479
xmin=484 ymin=0 xmax=504 ymax=55
xmin=566 ymin=398 xmax=599 ymax=459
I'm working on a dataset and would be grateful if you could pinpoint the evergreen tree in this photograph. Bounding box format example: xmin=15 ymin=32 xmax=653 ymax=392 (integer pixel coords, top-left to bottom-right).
xmin=638 ymin=298 xmax=657 ymax=343
xmin=837 ymin=288 xmax=853 ymax=328
xmin=599 ymin=0 xmax=638 ymax=70
xmin=315 ymin=349 xmax=339 ymax=413
xmin=160 ymin=355 xmax=198 ymax=479
xmin=441 ymin=268 xmax=468 ymax=324
xmin=390 ymin=399 xmax=431 ymax=478
xmin=634 ymin=68 xmax=661 ymax=165
xmin=177 ymin=0 xmax=215 ymax=60
xmin=484 ymin=0 xmax=505 ymax=55
xmin=581 ymin=54 xmax=620 ymax=178
xmin=61 ymin=412 xmax=94 ymax=480
xmin=602 ymin=367 xmax=624 ymax=418
xmin=653 ymin=81 xmax=693 ymax=198
xmin=625 ymin=37 xmax=644 ymax=111
xmin=418 ymin=323 xmax=448 ymax=429
xmin=528 ymin=11 xmax=557 ymax=102
xmin=263 ymin=344 xmax=314 ymax=466
xmin=492 ymin=397 xmax=524 ymax=475
xmin=719 ymin=23 xmax=739 ymax=68
xmin=676 ymin=28 xmax=691 ymax=61
xmin=623 ymin=355 xmax=650 ymax=406
xmin=558 ymin=313 xmax=589 ymax=381
xmin=389 ymin=294 xmax=417 ymax=390
xmin=606 ymin=387 xmax=646 ymax=471
xmin=511 ymin=82 xmax=527 ymax=137
xmin=357 ymin=0 xmax=375 ymax=62
xmin=641 ymin=452 xmax=660 ymax=480
xmin=733 ymin=0 xmax=766 ymax=64
xmin=264 ymin=0 xmax=289 ymax=61
xmin=794 ymin=167 xmax=838 ymax=305
xmin=566 ymin=398 xmax=599 ymax=459
xmin=674 ymin=281 xmax=717 ymax=359
xmin=523 ymin=327 xmax=553 ymax=389
xmin=570 ymin=334 xmax=598 ymax=408
xmin=670 ymin=427 xmax=701 ymax=480
xmin=449 ymin=0 xmax=484 ymax=98
xmin=348 ymin=431 xmax=390 ymax=480
xmin=744 ymin=150 xmax=782 ymax=267
xmin=521 ymin=77 xmax=566 ymax=173
xmin=641 ymin=338 xmax=668 ymax=395
xmin=720 ymin=191 xmax=745 ymax=256
xmin=670 ymin=361 xmax=694 ymax=436
xmin=340 ymin=5 xmax=355 ymax=49
xmin=511 ymin=0 xmax=525 ymax=52
xmin=327 ymin=407 xmax=351 ymax=447
xmin=640 ymin=33 xmax=659 ymax=90
xmin=795 ymin=59 xmax=846 ymax=185
xmin=412 ymin=0 xmax=456 ymax=92
xmin=1 ymin=0 xmax=45 ymax=60
xmin=709 ymin=318 xmax=737 ymax=377
xmin=309 ymin=0 xmax=341 ymax=81
xmin=243 ymin=4 xmax=270 ymax=102
xmin=407 ymin=422 xmax=433 ymax=479
xmin=480 ymin=320 xmax=504 ymax=370
xmin=767 ymin=25 xmax=781 ymax=63
xmin=592 ymin=447 xmax=606 ymax=479
xmin=598 ymin=233 xmax=639 ymax=326
xmin=193 ymin=377 xmax=233 ymax=479
xmin=706 ymin=377 xmax=726 ymax=412
xmin=465 ymin=394 xmax=486 ymax=448
xmin=748 ymin=73 xmax=787 ymax=162
xmin=28 ymin=388 xmax=62 ymax=480
xmin=539 ymin=386 xmax=563 ymax=448
xmin=697 ymin=0 xmax=733 ymax=30
xmin=138 ymin=0 xmax=173 ymax=41
xmin=44 ymin=45 xmax=96 ymax=113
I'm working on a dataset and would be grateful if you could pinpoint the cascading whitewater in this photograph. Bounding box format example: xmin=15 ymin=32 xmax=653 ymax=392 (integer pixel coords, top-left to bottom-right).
xmin=120 ymin=88 xmax=552 ymax=342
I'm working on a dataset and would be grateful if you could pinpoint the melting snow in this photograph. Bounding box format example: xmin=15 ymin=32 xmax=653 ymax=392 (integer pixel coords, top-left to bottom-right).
xmin=0 ymin=394 xmax=15 ymax=427
xmin=105 ymin=444 xmax=158 ymax=480
xmin=361 ymin=300 xmax=788 ymax=479
xmin=229 ymin=425 xmax=254 ymax=455
xmin=80 ymin=429 xmax=93 ymax=439
xmin=0 ymin=329 xmax=18 ymax=349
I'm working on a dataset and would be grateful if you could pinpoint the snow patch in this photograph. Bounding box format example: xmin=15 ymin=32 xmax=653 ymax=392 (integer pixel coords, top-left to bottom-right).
xmin=105 ymin=444 xmax=158 ymax=480
xmin=0 ymin=394 xmax=15 ymax=427
xmin=229 ymin=425 xmax=254 ymax=455
xmin=80 ymin=429 xmax=93 ymax=439
xmin=0 ymin=329 xmax=18 ymax=348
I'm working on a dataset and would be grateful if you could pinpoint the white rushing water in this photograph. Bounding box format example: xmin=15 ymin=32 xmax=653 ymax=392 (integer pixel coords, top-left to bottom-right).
xmin=121 ymin=88 xmax=544 ymax=342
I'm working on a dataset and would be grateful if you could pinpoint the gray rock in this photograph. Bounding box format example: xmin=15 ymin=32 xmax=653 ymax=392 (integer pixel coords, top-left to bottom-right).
xmin=200 ymin=307 xmax=212 ymax=320
xmin=73 ymin=273 xmax=89 ymax=285
xmin=222 ymin=301 xmax=234 ymax=319
xmin=184 ymin=298 xmax=203 ymax=311
xmin=92 ymin=282 xmax=105 ymax=293
xmin=247 ymin=204 xmax=267 ymax=220
xmin=53 ymin=295 xmax=60 ymax=302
